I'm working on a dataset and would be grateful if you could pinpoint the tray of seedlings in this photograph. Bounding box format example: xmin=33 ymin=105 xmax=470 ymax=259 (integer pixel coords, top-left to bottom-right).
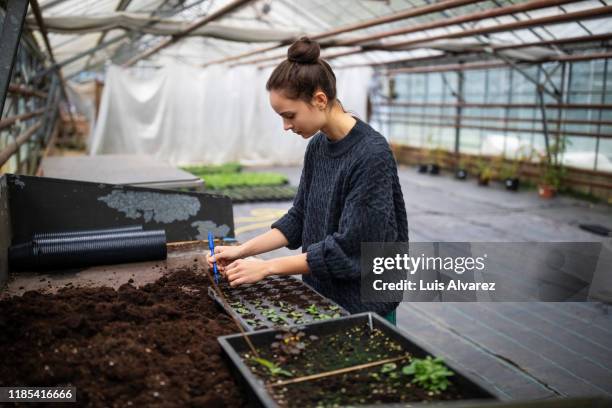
xmin=218 ymin=312 xmax=499 ymax=407
xmin=208 ymin=275 xmax=349 ymax=331
xmin=209 ymin=185 xmax=298 ymax=203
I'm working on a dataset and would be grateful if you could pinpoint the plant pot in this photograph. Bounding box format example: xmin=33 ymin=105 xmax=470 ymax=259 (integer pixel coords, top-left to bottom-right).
xmin=218 ymin=313 xmax=499 ymax=407
xmin=504 ymin=177 xmax=519 ymax=191
xmin=455 ymin=169 xmax=468 ymax=180
xmin=417 ymin=164 xmax=428 ymax=173
xmin=477 ymin=176 xmax=490 ymax=186
xmin=427 ymin=164 xmax=440 ymax=175
xmin=538 ymin=184 xmax=557 ymax=199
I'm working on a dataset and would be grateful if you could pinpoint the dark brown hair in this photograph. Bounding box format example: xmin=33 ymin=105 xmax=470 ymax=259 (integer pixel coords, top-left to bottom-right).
xmin=266 ymin=37 xmax=337 ymax=106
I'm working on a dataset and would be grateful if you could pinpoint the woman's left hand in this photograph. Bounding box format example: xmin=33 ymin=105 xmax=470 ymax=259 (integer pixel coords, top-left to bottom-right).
xmin=224 ymin=258 xmax=270 ymax=287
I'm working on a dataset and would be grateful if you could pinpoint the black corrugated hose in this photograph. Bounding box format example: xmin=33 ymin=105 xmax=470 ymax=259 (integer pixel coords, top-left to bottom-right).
xmin=8 ymin=227 xmax=167 ymax=271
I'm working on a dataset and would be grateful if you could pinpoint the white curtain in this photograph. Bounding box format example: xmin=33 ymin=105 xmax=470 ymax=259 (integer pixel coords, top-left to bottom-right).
xmin=90 ymin=62 xmax=373 ymax=166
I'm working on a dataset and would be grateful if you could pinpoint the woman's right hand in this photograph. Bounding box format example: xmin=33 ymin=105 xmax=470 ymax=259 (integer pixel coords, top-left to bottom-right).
xmin=207 ymin=245 xmax=244 ymax=276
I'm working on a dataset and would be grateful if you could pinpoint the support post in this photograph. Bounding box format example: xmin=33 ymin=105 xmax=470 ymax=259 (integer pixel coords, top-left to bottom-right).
xmin=0 ymin=0 xmax=30 ymax=115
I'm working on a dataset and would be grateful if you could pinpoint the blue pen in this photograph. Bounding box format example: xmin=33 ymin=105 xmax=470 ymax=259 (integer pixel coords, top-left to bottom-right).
xmin=208 ymin=232 xmax=220 ymax=284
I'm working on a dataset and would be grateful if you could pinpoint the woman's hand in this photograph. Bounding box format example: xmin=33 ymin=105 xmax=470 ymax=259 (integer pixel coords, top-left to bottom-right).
xmin=224 ymin=258 xmax=271 ymax=287
xmin=207 ymin=245 xmax=244 ymax=275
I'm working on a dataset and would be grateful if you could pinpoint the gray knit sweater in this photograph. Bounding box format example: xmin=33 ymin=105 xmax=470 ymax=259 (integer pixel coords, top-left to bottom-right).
xmin=271 ymin=118 xmax=408 ymax=316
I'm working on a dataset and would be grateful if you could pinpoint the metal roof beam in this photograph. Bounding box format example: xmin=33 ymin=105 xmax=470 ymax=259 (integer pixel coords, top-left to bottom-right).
xmin=244 ymin=0 xmax=577 ymax=67
xmin=202 ymin=0 xmax=482 ymax=66
xmin=121 ymin=0 xmax=254 ymax=67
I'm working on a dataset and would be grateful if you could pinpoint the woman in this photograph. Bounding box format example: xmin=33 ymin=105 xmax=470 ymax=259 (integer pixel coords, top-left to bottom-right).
xmin=208 ymin=37 xmax=408 ymax=324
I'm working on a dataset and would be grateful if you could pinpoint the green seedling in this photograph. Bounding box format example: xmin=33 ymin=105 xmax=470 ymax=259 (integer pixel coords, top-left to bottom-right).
xmin=235 ymin=307 xmax=250 ymax=315
xmin=402 ymin=356 xmax=454 ymax=393
xmin=306 ymin=304 xmax=319 ymax=315
xmin=381 ymin=362 xmax=400 ymax=379
xmin=251 ymin=357 xmax=293 ymax=377
xmin=327 ymin=305 xmax=340 ymax=311
xmin=288 ymin=311 xmax=303 ymax=319
xmin=244 ymin=319 xmax=257 ymax=325
xmin=269 ymin=315 xmax=289 ymax=324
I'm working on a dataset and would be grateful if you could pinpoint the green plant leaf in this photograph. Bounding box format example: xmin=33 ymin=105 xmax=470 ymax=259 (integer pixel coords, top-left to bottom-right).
xmin=402 ymin=356 xmax=454 ymax=393
xmin=251 ymin=357 xmax=293 ymax=378
xmin=381 ymin=363 xmax=397 ymax=373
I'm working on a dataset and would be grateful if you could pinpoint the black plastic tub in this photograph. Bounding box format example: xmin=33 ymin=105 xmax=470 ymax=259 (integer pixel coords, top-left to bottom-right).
xmin=218 ymin=312 xmax=500 ymax=407
xmin=208 ymin=275 xmax=348 ymax=331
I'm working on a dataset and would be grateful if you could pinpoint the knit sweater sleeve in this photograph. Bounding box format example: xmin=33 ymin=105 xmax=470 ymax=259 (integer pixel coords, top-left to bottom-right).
xmin=305 ymin=146 xmax=396 ymax=281
xmin=270 ymin=150 xmax=309 ymax=250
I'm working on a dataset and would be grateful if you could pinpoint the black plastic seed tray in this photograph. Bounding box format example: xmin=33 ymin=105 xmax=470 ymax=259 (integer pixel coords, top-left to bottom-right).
xmin=208 ymin=275 xmax=348 ymax=331
xmin=218 ymin=312 xmax=501 ymax=408
xmin=208 ymin=186 xmax=297 ymax=203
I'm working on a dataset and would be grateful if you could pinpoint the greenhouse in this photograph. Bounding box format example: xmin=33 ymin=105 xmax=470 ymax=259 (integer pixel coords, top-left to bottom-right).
xmin=0 ymin=0 xmax=611 ymax=406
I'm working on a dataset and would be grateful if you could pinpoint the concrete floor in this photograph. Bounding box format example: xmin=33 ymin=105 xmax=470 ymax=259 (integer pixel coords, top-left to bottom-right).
xmin=233 ymin=165 xmax=612 ymax=401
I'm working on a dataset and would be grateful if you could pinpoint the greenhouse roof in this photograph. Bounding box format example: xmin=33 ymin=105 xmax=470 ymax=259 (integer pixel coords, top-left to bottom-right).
xmin=24 ymin=0 xmax=612 ymax=80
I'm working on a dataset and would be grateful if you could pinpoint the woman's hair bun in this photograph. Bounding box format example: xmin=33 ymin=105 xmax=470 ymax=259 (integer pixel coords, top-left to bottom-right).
xmin=287 ymin=37 xmax=320 ymax=64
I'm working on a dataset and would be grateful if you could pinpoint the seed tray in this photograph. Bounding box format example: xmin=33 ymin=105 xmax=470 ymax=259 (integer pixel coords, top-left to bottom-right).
xmin=218 ymin=312 xmax=500 ymax=407
xmin=208 ymin=186 xmax=297 ymax=203
xmin=208 ymin=275 xmax=348 ymax=331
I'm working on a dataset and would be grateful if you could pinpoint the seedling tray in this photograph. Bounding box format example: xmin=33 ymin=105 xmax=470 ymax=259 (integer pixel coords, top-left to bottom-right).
xmin=218 ymin=312 xmax=500 ymax=407
xmin=208 ymin=275 xmax=348 ymax=331
xmin=208 ymin=186 xmax=297 ymax=203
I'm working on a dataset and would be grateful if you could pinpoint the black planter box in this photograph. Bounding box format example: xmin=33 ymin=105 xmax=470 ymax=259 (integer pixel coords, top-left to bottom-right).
xmin=218 ymin=312 xmax=500 ymax=407
xmin=209 ymin=275 xmax=349 ymax=331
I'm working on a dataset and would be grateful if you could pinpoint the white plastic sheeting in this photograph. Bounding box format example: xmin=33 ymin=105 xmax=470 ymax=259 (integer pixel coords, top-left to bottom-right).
xmin=90 ymin=63 xmax=373 ymax=166
xmin=27 ymin=13 xmax=302 ymax=43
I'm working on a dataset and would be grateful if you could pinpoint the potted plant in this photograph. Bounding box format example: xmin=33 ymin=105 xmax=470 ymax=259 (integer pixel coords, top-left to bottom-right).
xmin=538 ymin=137 xmax=568 ymax=199
xmin=538 ymin=161 xmax=566 ymax=199
xmin=417 ymin=147 xmax=429 ymax=173
xmin=455 ymin=156 xmax=470 ymax=180
xmin=475 ymin=159 xmax=492 ymax=186
xmin=500 ymin=146 xmax=535 ymax=192
xmin=419 ymin=135 xmax=443 ymax=175
xmin=499 ymin=159 xmax=520 ymax=191
xmin=427 ymin=147 xmax=446 ymax=175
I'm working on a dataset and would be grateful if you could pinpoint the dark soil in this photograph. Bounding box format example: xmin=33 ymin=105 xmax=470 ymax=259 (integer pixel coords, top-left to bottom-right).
xmin=243 ymin=324 xmax=466 ymax=406
xmin=0 ymin=268 xmax=247 ymax=407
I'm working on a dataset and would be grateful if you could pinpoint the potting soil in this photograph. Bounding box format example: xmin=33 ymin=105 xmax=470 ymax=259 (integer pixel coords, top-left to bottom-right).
xmin=0 ymin=268 xmax=247 ymax=407
xmin=244 ymin=324 xmax=465 ymax=406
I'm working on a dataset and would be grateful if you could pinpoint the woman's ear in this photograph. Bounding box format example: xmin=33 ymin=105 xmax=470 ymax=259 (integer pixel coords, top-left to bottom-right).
xmin=312 ymin=91 xmax=328 ymax=111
